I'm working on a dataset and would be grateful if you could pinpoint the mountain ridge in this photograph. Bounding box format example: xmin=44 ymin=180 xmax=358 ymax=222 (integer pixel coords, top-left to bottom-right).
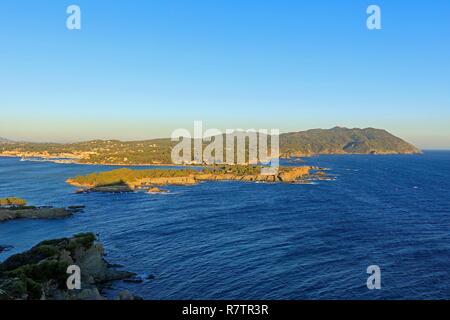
xmin=280 ymin=127 xmax=421 ymax=157
xmin=0 ymin=127 xmax=421 ymax=165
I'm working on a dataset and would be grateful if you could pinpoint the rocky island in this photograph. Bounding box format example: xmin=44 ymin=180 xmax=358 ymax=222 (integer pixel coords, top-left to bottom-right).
xmin=0 ymin=233 xmax=140 ymax=300
xmin=66 ymin=165 xmax=324 ymax=193
xmin=0 ymin=197 xmax=82 ymax=223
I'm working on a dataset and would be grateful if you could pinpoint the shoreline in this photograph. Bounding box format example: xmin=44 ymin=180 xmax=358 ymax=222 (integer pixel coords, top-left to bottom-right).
xmin=0 ymin=151 xmax=422 ymax=168
xmin=0 ymin=154 xmax=180 ymax=167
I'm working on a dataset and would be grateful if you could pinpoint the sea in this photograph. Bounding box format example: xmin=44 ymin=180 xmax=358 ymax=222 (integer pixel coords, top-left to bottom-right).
xmin=1 ymin=151 xmax=450 ymax=300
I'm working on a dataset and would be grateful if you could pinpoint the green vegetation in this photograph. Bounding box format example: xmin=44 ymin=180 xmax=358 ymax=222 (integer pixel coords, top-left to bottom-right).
xmin=280 ymin=127 xmax=421 ymax=156
xmin=0 ymin=197 xmax=27 ymax=207
xmin=6 ymin=260 xmax=69 ymax=291
xmin=0 ymin=127 xmax=421 ymax=166
xmin=70 ymin=168 xmax=199 ymax=187
xmin=68 ymin=165 xmax=267 ymax=187
xmin=0 ymin=233 xmax=97 ymax=299
xmin=203 ymin=165 xmax=262 ymax=175
xmin=0 ymin=139 xmax=175 ymax=165
xmin=67 ymin=233 xmax=97 ymax=252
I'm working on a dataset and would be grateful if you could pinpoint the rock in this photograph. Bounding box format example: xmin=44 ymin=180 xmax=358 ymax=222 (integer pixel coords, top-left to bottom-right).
xmin=0 ymin=245 xmax=13 ymax=254
xmin=107 ymin=263 xmax=124 ymax=268
xmin=43 ymin=283 xmax=106 ymax=300
xmin=278 ymin=167 xmax=311 ymax=182
xmin=147 ymin=187 xmax=169 ymax=194
xmin=67 ymin=205 xmax=86 ymax=213
xmin=105 ymin=269 xmax=137 ymax=282
xmin=143 ymin=176 xmax=197 ymax=186
xmin=0 ymin=233 xmax=136 ymax=300
xmin=90 ymin=184 xmax=133 ymax=193
xmin=68 ymin=205 xmax=85 ymax=209
xmin=116 ymin=290 xmax=143 ymax=300
xmin=123 ymin=277 xmax=144 ymax=284
xmin=0 ymin=207 xmax=73 ymax=223
xmin=72 ymin=288 xmax=105 ymax=300
xmin=0 ymin=278 xmax=28 ymax=300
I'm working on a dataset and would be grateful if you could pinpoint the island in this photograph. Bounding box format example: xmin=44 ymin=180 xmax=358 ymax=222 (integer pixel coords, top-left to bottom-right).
xmin=0 ymin=198 xmax=83 ymax=223
xmin=0 ymin=233 xmax=140 ymax=300
xmin=66 ymin=165 xmax=326 ymax=192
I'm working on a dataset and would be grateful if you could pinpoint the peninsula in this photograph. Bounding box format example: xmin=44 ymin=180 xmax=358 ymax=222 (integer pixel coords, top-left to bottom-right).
xmin=66 ymin=165 xmax=325 ymax=192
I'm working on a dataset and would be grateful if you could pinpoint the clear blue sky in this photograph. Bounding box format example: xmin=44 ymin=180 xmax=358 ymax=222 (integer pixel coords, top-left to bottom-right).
xmin=0 ymin=0 xmax=449 ymax=148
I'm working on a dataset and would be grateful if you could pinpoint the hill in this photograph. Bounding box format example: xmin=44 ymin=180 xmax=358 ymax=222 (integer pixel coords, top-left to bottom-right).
xmin=280 ymin=127 xmax=421 ymax=157
xmin=0 ymin=127 xmax=421 ymax=165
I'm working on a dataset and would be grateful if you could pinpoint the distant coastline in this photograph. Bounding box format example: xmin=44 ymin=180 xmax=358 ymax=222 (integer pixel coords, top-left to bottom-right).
xmin=0 ymin=127 xmax=421 ymax=166
xmin=0 ymin=151 xmax=420 ymax=168
xmin=0 ymin=154 xmax=179 ymax=167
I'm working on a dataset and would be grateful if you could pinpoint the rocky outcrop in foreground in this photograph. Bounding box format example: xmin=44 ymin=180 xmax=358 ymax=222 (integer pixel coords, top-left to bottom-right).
xmin=280 ymin=127 xmax=421 ymax=158
xmin=0 ymin=233 xmax=139 ymax=300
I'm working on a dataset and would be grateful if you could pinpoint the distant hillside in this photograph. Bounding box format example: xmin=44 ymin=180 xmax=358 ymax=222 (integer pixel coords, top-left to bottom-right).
xmin=0 ymin=127 xmax=420 ymax=165
xmin=280 ymin=127 xmax=421 ymax=157
xmin=0 ymin=137 xmax=13 ymax=144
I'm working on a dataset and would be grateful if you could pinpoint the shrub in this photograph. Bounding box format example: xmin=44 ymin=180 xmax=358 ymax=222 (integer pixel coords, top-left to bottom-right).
xmin=0 ymin=197 xmax=27 ymax=207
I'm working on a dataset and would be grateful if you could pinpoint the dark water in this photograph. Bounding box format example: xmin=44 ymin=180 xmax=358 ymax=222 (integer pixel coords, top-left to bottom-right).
xmin=1 ymin=152 xmax=450 ymax=299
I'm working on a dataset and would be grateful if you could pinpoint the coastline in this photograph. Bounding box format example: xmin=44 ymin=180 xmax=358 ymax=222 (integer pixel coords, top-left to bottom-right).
xmin=65 ymin=166 xmax=327 ymax=192
xmin=0 ymin=154 xmax=179 ymax=167
xmin=0 ymin=151 xmax=422 ymax=168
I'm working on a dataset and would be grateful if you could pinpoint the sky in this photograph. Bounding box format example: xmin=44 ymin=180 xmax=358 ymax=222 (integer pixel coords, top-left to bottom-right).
xmin=0 ymin=0 xmax=449 ymax=149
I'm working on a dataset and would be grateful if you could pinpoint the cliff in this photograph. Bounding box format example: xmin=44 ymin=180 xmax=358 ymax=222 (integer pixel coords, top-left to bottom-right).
xmin=0 ymin=233 xmax=138 ymax=300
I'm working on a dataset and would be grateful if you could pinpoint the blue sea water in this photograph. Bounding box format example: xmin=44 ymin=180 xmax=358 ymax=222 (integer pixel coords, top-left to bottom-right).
xmin=1 ymin=152 xmax=450 ymax=300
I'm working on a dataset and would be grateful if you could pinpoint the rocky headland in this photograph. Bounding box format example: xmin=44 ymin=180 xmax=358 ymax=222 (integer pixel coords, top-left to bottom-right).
xmin=66 ymin=166 xmax=326 ymax=193
xmin=0 ymin=233 xmax=140 ymax=300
